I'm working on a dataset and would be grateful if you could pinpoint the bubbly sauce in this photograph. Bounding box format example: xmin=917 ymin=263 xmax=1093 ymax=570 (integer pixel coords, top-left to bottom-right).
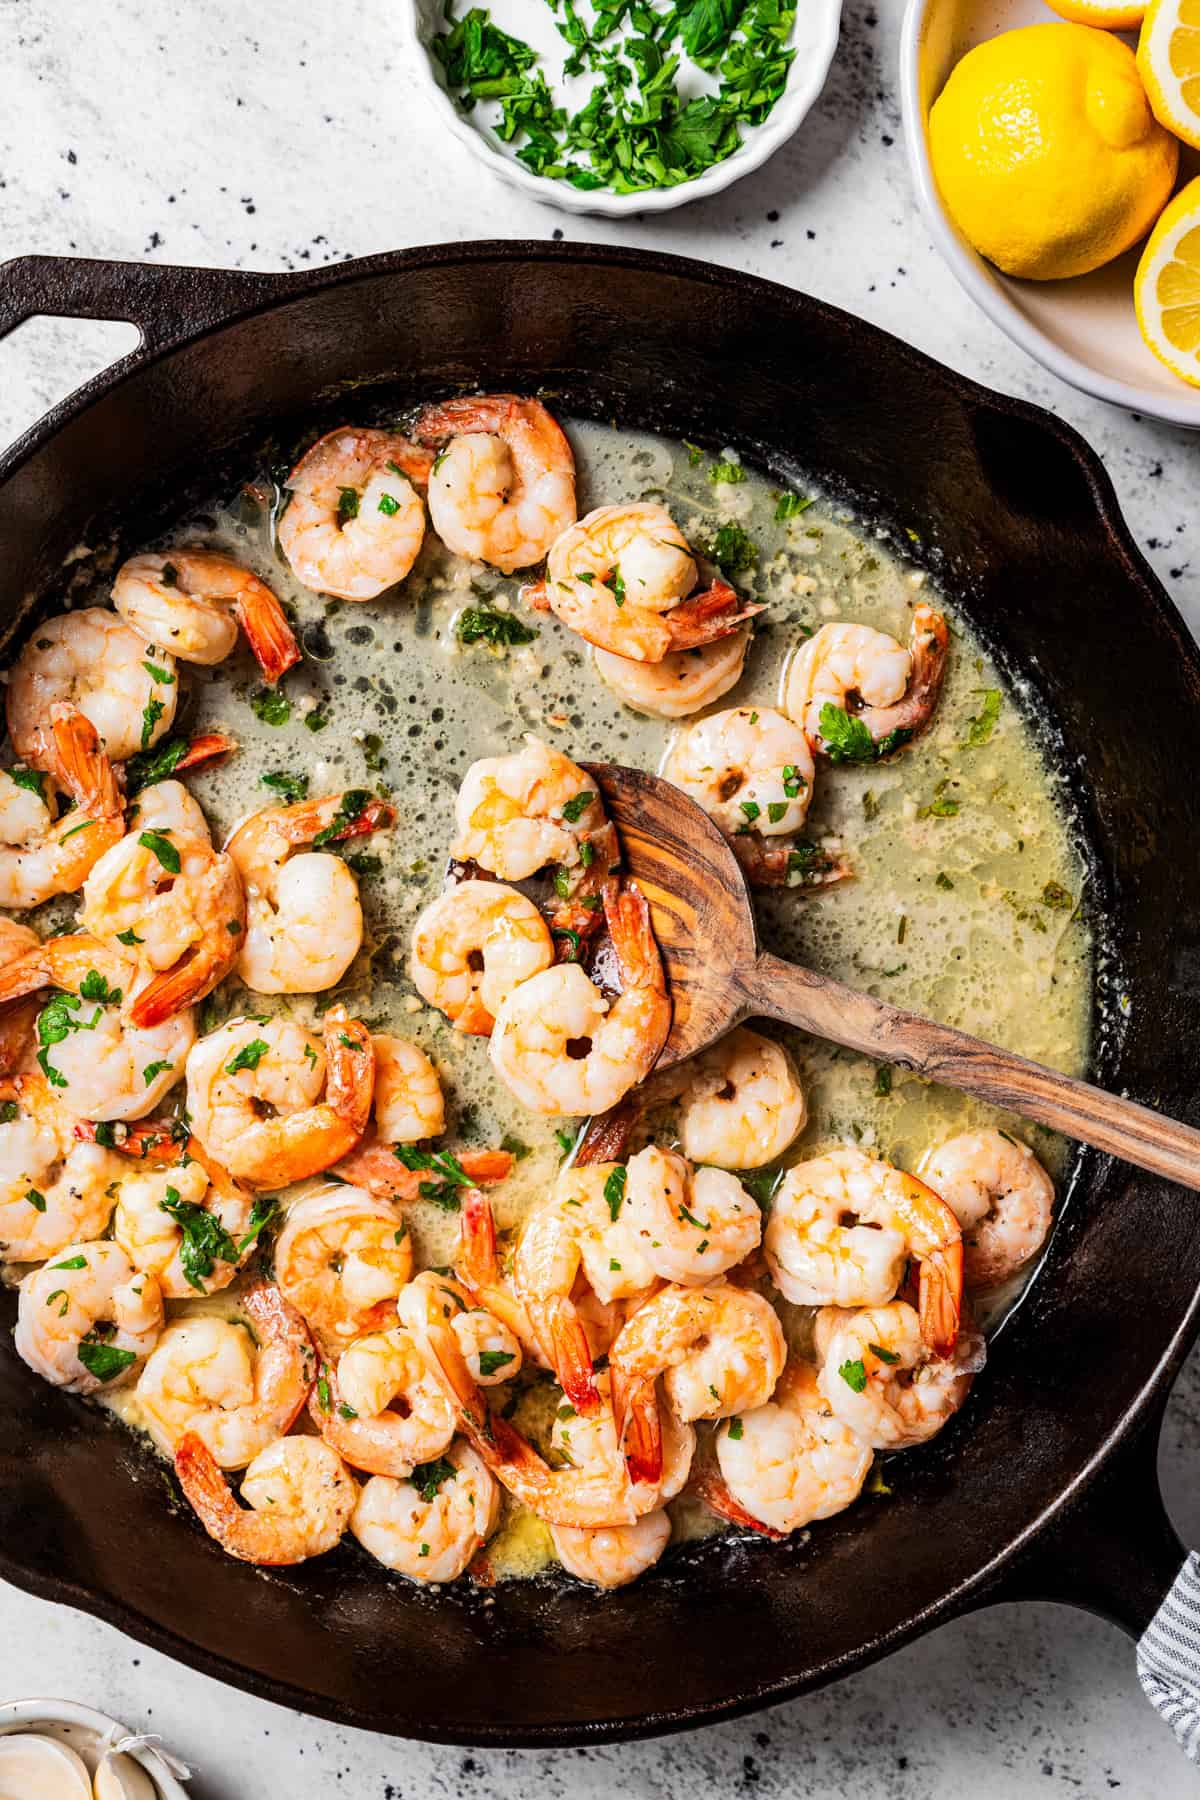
xmin=27 ymin=420 xmax=1093 ymax=1584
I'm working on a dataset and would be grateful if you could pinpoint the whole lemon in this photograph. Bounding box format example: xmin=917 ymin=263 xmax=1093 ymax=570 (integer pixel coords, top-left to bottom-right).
xmin=929 ymin=23 xmax=1179 ymax=280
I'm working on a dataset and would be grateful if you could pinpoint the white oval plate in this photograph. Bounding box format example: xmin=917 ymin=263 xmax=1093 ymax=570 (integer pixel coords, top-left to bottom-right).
xmin=899 ymin=0 xmax=1200 ymax=429
xmin=402 ymin=0 xmax=843 ymax=216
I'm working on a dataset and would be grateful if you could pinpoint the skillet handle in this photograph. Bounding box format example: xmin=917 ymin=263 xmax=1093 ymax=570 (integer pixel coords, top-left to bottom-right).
xmin=982 ymin=1398 xmax=1183 ymax=1636
xmin=0 ymin=253 xmax=289 ymax=354
xmin=980 ymin=1398 xmax=1200 ymax=1759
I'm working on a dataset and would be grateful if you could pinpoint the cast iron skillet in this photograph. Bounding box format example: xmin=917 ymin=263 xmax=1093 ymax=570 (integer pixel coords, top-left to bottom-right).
xmin=0 ymin=243 xmax=1197 ymax=1746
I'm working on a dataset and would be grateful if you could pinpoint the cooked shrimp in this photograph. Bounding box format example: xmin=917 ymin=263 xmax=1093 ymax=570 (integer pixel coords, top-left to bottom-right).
xmin=112 ymin=549 xmax=301 ymax=685
xmin=7 ymin=607 xmax=177 ymax=767
xmin=0 ymin=918 xmax=40 ymax=1075
xmin=715 ymin=1358 xmax=871 ymax=1534
xmin=815 ymin=1300 xmax=985 ymax=1451
xmin=552 ymin=1512 xmax=672 ymax=1589
xmin=593 ymin=627 xmax=751 ymax=720
xmin=784 ymin=605 xmax=949 ymax=757
xmin=351 ymin=1439 xmax=500 ymax=1583
xmin=666 ymin=706 xmax=815 ymax=841
xmin=411 ymin=879 xmax=554 ymax=1035
xmin=16 ymin=1240 xmax=163 ymax=1393
xmin=399 ymin=1268 xmax=523 ymax=1388
xmin=227 ymin=791 xmax=391 ymax=994
xmin=185 ymin=1009 xmax=373 ymax=1187
xmin=81 ymin=821 xmax=245 ymax=1027
xmin=0 ymin=1071 xmax=127 ymax=1261
xmin=111 ymin=1141 xmax=256 ymax=1299
xmin=136 ymin=1279 xmax=315 ymax=1467
xmin=511 ymin=1163 xmax=658 ymax=1410
xmin=608 ymin=1281 xmax=786 ymax=1485
xmin=451 ymin=735 xmax=605 ymax=883
xmin=918 ymin=1128 xmax=1054 ymax=1289
xmin=672 ymin=1027 xmax=806 ymax=1170
xmin=0 ymin=705 xmax=125 ymax=909
xmin=549 ymin=1369 xmax=694 ymax=1517
xmin=399 ymin=1275 xmax=642 ymax=1528
xmin=763 ymin=1147 xmax=963 ymax=1356
xmin=129 ymin=777 xmax=213 ymax=841
xmin=310 ymin=1326 xmax=456 ymax=1478
xmin=533 ymin=504 xmax=761 ymax=663
xmin=414 ymin=393 xmax=576 ymax=574
xmin=274 ymin=1184 xmax=412 ymax=1348
xmin=370 ymin=1033 xmax=445 ymax=1143
xmin=176 ymin=1432 xmax=355 ymax=1566
xmin=277 ymin=428 xmax=432 ymax=599
xmin=623 ymin=1146 xmax=761 ymax=1285
xmin=0 ymin=935 xmax=194 ymax=1121
xmin=490 ymin=883 xmax=670 ymax=1117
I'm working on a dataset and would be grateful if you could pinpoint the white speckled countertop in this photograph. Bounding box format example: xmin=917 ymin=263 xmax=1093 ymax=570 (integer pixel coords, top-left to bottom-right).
xmin=2 ymin=1 xmax=1199 ymax=1792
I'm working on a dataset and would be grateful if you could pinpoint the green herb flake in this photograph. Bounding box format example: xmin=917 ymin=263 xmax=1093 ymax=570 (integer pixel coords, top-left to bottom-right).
xmin=477 ymin=1350 xmax=515 ymax=1377
xmin=709 ymin=458 xmax=745 ymax=485
xmin=874 ymin=1065 xmax=893 ymax=1098
xmin=935 ymin=871 xmax=954 ymax=891
xmin=8 ymin=766 xmax=46 ymax=801
xmin=411 ymin=1456 xmax=457 ymax=1503
xmin=727 ymin=1417 xmax=744 ymax=1440
xmin=966 ymin=689 xmax=1002 ymax=748
xmin=140 ymin=697 xmax=166 ymax=750
xmin=336 ymin=486 xmax=360 ymax=525
xmin=77 ymin=1340 xmax=138 ymax=1383
xmin=868 ymin=1342 xmax=901 ymax=1365
xmin=699 ymin=520 xmax=757 ymax=577
xmin=116 ymin=927 xmax=145 ymax=945
xmin=139 ymin=830 xmax=182 ymax=874
xmin=25 ymin=1187 xmax=46 ymax=1212
xmin=262 ymin=770 xmax=309 ymax=804
xmin=560 ymin=790 xmax=593 ymax=824
xmin=1041 ymin=881 xmax=1073 ymax=911
xmin=604 ymin=1164 xmax=627 ymax=1222
xmin=457 ymin=605 xmax=538 ymax=648
xmin=225 ymin=1038 xmax=269 ymax=1075
xmin=838 ymin=1357 xmax=868 ymax=1393
xmin=775 ymin=491 xmax=813 ymax=520
xmin=160 ymin=1185 xmax=241 ymax=1292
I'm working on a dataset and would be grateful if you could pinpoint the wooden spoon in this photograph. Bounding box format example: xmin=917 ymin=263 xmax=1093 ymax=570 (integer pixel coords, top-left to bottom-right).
xmin=586 ymin=761 xmax=1200 ymax=1191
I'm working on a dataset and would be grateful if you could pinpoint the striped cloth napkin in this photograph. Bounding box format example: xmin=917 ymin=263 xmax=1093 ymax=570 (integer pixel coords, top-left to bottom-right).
xmin=1139 ymin=1552 xmax=1200 ymax=1759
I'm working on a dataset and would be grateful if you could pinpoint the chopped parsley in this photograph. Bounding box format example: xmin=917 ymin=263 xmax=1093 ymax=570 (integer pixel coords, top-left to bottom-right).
xmin=604 ymin=1163 xmax=626 ymax=1222
xmin=456 ymin=605 xmax=539 ymax=648
xmin=336 ymin=486 xmax=360 ymax=525
xmin=159 ymin=1186 xmax=240 ymax=1292
xmin=699 ymin=520 xmax=757 ymax=577
xmin=819 ymin=703 xmax=912 ymax=765
xmin=1041 ymin=881 xmax=1073 ymax=911
xmin=312 ymin=789 xmax=371 ymax=849
xmin=410 ymin=1456 xmax=457 ymax=1503
xmin=935 ymin=871 xmax=954 ymax=892
xmin=874 ymin=1065 xmax=893 ymax=1098
xmin=143 ymin=1059 xmax=173 ymax=1086
xmin=225 ymin=1038 xmax=269 ymax=1075
xmin=140 ymin=697 xmax=166 ymax=749
xmin=965 ymin=689 xmax=1002 ymax=748
xmin=124 ymin=734 xmax=188 ymax=793
xmin=77 ymin=1339 xmax=138 ymax=1383
xmin=838 ymin=1357 xmax=868 ymax=1393
xmin=868 ymin=1342 xmax=901 ymax=1365
xmin=116 ymin=927 xmax=144 ymax=946
xmin=394 ymin=1145 xmax=473 ymax=1210
xmin=80 ymin=970 xmax=121 ymax=1005
xmin=775 ymin=491 xmax=813 ymax=520
xmin=377 ymin=493 xmax=400 ymax=517
xmin=262 ymin=770 xmax=309 ymax=804
xmin=250 ymin=687 xmax=291 ymax=727
xmin=25 ymin=1188 xmax=46 ymax=1212
xmin=727 ymin=1416 xmax=744 ymax=1440
xmin=8 ymin=766 xmax=46 ymax=800
xmin=139 ymin=830 xmax=182 ymax=874
xmin=142 ymin=659 xmax=175 ymax=685
xmin=709 ymin=457 xmax=745 ymax=485
xmin=560 ymin=789 xmax=594 ymax=824
xmin=477 ymin=1350 xmax=515 ymax=1377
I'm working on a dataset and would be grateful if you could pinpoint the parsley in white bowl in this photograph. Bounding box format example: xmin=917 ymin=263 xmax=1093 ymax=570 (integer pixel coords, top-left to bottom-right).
xmin=403 ymin=2 xmax=843 ymax=216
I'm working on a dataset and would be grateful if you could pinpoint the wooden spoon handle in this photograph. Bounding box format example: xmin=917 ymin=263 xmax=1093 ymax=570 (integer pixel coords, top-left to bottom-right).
xmin=740 ymin=952 xmax=1200 ymax=1191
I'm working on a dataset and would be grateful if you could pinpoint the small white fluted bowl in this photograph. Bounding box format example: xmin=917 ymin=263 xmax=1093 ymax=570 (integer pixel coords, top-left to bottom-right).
xmin=0 ymin=1698 xmax=189 ymax=1798
xmin=402 ymin=0 xmax=843 ymax=216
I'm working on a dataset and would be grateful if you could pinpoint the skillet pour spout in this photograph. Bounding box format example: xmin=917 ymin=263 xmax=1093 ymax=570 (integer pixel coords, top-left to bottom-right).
xmin=0 ymin=243 xmax=1198 ymax=1745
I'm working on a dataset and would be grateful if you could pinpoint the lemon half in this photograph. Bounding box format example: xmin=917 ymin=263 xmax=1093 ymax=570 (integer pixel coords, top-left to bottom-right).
xmin=1138 ymin=0 xmax=1200 ymax=148
xmin=1135 ymin=174 xmax=1200 ymax=384
xmin=930 ymin=23 xmax=1179 ymax=280
xmin=1046 ymin=0 xmax=1147 ymax=31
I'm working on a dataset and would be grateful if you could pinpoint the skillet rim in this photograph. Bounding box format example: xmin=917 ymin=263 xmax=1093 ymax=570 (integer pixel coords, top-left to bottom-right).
xmin=0 ymin=240 xmax=1197 ymax=1744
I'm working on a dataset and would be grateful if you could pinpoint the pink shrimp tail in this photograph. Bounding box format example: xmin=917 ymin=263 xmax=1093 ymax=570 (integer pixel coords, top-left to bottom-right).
xmin=691 ymin=1459 xmax=788 ymax=1540
xmin=174 ymin=731 xmax=238 ymax=772
xmin=919 ymin=1240 xmax=964 ymax=1359
xmin=611 ymin=1367 xmax=663 ymax=1488
xmin=234 ymin=587 xmax=302 ymax=686
xmin=667 ymin=578 xmax=764 ymax=651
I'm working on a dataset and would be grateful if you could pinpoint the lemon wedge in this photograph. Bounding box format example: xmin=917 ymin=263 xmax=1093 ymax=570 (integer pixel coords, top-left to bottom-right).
xmin=1138 ymin=0 xmax=1200 ymax=147
xmin=1135 ymin=174 xmax=1200 ymax=385
xmin=1046 ymin=0 xmax=1147 ymax=30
